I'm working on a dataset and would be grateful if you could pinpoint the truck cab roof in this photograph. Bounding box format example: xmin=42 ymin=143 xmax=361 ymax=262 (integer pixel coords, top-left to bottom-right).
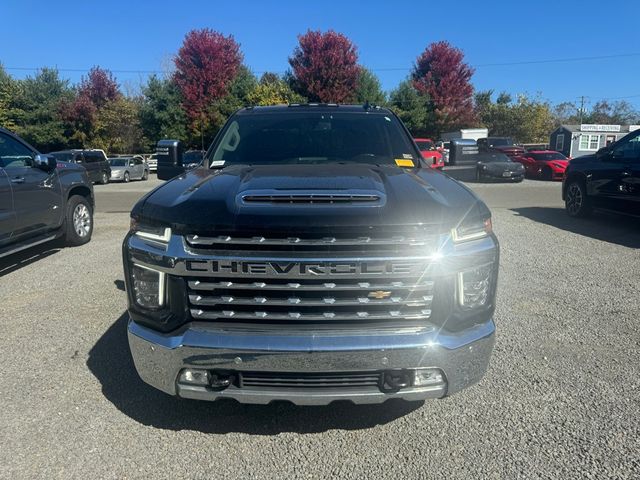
xmin=237 ymin=104 xmax=394 ymax=115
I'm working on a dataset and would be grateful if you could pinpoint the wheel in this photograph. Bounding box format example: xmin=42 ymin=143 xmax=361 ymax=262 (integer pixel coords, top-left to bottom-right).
xmin=100 ymin=172 xmax=109 ymax=184
xmin=124 ymin=171 xmax=130 ymax=183
xmin=565 ymin=180 xmax=592 ymax=218
xmin=63 ymin=195 xmax=93 ymax=246
xmin=476 ymin=168 xmax=483 ymax=182
xmin=542 ymin=167 xmax=552 ymax=181
xmin=142 ymin=170 xmax=149 ymax=181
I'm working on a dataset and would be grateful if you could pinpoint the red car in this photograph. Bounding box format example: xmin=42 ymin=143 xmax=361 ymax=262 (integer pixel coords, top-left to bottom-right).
xmin=513 ymin=150 xmax=570 ymax=180
xmin=414 ymin=138 xmax=444 ymax=169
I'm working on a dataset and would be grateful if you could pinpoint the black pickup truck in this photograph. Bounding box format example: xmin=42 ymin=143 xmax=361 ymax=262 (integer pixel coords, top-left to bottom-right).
xmin=123 ymin=105 xmax=499 ymax=405
xmin=0 ymin=128 xmax=94 ymax=258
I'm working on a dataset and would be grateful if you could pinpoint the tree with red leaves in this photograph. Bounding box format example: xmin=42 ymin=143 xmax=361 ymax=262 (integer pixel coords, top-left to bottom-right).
xmin=63 ymin=66 xmax=121 ymax=147
xmin=174 ymin=29 xmax=242 ymax=126
xmin=412 ymin=41 xmax=476 ymax=134
xmin=78 ymin=67 xmax=120 ymax=108
xmin=289 ymin=30 xmax=360 ymax=103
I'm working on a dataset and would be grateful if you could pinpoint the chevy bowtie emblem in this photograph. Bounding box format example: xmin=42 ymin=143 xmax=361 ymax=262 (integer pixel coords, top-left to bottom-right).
xmin=368 ymin=290 xmax=391 ymax=299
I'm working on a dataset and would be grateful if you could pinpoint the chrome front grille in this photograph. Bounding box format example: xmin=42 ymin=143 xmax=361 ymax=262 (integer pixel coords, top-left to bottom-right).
xmin=239 ymin=371 xmax=382 ymax=389
xmin=187 ymin=276 xmax=435 ymax=324
xmin=185 ymin=231 xmax=440 ymax=254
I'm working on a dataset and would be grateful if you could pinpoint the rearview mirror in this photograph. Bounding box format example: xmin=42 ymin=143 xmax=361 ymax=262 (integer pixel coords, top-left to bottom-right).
xmin=33 ymin=154 xmax=56 ymax=171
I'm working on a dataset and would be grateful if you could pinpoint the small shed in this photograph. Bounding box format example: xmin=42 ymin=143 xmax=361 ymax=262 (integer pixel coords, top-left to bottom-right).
xmin=550 ymin=124 xmax=640 ymax=158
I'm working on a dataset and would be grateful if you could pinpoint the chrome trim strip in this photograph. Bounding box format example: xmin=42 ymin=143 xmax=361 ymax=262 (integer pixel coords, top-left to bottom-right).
xmin=190 ymin=309 xmax=432 ymax=321
xmin=187 ymin=279 xmax=435 ymax=291
xmin=185 ymin=234 xmax=435 ymax=247
xmin=188 ymin=294 xmax=434 ymax=307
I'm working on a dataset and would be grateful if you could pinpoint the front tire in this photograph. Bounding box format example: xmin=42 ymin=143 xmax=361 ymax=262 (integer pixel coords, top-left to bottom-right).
xmin=476 ymin=168 xmax=483 ymax=182
xmin=100 ymin=172 xmax=109 ymax=184
xmin=142 ymin=170 xmax=149 ymax=181
xmin=124 ymin=171 xmax=130 ymax=183
xmin=565 ymin=180 xmax=592 ymax=218
xmin=63 ymin=195 xmax=93 ymax=246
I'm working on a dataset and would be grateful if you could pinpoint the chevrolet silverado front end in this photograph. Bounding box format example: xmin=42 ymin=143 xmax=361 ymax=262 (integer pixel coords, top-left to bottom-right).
xmin=123 ymin=105 xmax=499 ymax=405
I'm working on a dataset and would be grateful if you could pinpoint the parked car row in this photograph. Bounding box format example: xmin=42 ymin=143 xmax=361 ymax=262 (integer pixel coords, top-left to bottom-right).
xmin=47 ymin=150 xmax=159 ymax=185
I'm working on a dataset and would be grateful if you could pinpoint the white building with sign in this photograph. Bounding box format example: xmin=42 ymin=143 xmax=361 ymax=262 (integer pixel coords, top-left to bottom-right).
xmin=549 ymin=124 xmax=638 ymax=158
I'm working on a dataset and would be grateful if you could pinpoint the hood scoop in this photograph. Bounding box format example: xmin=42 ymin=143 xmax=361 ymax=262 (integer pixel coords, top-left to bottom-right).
xmin=239 ymin=190 xmax=385 ymax=206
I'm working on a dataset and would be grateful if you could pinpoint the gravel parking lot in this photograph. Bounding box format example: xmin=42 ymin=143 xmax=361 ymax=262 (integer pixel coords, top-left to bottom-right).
xmin=1 ymin=176 xmax=639 ymax=479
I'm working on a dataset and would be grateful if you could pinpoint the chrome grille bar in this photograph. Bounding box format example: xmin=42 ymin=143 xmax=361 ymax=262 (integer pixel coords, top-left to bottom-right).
xmin=187 ymin=279 xmax=435 ymax=291
xmin=186 ymin=235 xmax=432 ymax=247
xmin=190 ymin=309 xmax=432 ymax=321
xmin=189 ymin=294 xmax=434 ymax=307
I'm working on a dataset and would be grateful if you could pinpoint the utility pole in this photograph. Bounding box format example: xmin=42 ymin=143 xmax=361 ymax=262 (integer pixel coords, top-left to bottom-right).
xmin=578 ymin=96 xmax=585 ymax=125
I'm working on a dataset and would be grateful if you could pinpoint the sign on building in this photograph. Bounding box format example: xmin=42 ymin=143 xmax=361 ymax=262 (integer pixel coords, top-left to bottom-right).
xmin=580 ymin=124 xmax=621 ymax=132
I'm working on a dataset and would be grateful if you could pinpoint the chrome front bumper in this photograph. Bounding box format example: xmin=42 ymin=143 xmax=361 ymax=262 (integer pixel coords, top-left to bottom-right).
xmin=128 ymin=318 xmax=495 ymax=405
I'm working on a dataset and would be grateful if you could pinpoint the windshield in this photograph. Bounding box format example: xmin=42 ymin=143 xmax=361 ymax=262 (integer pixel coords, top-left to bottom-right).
xmin=184 ymin=151 xmax=205 ymax=163
xmin=109 ymin=159 xmax=128 ymax=166
xmin=489 ymin=138 xmax=513 ymax=147
xmin=531 ymin=152 xmax=567 ymax=161
xmin=209 ymin=112 xmax=418 ymax=167
xmin=478 ymin=152 xmax=511 ymax=163
xmin=415 ymin=140 xmax=434 ymax=151
xmin=50 ymin=152 xmax=73 ymax=162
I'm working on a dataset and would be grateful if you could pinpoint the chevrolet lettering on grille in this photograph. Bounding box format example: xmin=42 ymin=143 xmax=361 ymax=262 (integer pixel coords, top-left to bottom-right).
xmin=185 ymin=260 xmax=417 ymax=276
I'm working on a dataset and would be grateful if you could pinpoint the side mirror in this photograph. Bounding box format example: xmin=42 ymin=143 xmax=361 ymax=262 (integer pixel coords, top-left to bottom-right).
xmin=596 ymin=146 xmax=615 ymax=161
xmin=34 ymin=154 xmax=56 ymax=171
xmin=156 ymin=139 xmax=184 ymax=180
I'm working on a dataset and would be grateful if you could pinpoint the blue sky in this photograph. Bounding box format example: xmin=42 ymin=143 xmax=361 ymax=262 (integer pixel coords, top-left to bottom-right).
xmin=3 ymin=0 xmax=639 ymax=109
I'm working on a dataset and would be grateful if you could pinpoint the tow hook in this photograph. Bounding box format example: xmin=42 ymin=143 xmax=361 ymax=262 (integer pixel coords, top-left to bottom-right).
xmin=381 ymin=370 xmax=412 ymax=392
xmin=209 ymin=373 xmax=234 ymax=390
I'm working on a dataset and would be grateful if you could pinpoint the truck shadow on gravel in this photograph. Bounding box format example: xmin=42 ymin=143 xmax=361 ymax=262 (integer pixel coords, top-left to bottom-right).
xmin=87 ymin=312 xmax=423 ymax=434
xmin=511 ymin=207 xmax=640 ymax=248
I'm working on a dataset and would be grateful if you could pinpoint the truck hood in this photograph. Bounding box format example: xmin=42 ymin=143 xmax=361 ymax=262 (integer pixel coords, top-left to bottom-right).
xmin=137 ymin=164 xmax=486 ymax=234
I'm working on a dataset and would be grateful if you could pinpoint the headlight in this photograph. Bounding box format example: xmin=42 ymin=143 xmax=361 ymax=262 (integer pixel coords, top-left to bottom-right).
xmin=130 ymin=218 xmax=171 ymax=245
xmin=131 ymin=264 xmax=166 ymax=309
xmin=457 ymin=264 xmax=493 ymax=309
xmin=452 ymin=216 xmax=492 ymax=243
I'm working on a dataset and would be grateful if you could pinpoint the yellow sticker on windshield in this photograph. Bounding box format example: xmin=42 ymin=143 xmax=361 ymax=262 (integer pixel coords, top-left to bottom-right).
xmin=395 ymin=158 xmax=415 ymax=167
